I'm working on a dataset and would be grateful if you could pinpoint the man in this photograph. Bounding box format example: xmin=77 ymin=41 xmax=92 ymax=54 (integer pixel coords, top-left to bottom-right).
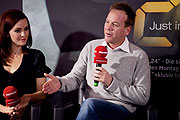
xmin=42 ymin=2 xmax=150 ymax=120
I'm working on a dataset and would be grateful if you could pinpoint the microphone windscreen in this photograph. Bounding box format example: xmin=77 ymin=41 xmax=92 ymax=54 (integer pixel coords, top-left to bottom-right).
xmin=94 ymin=57 xmax=107 ymax=64
xmin=94 ymin=46 xmax=108 ymax=64
xmin=5 ymin=96 xmax=20 ymax=107
xmin=3 ymin=86 xmax=18 ymax=99
xmin=94 ymin=46 xmax=108 ymax=58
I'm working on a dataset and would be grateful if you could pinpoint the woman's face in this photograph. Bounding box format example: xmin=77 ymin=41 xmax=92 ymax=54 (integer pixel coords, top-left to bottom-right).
xmin=9 ymin=18 xmax=29 ymax=48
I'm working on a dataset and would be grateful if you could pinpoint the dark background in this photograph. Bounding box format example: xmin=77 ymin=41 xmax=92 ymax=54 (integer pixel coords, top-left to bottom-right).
xmin=1 ymin=0 xmax=180 ymax=119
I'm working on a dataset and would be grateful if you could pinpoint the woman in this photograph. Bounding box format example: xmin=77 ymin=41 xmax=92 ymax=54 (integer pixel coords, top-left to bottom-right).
xmin=0 ymin=9 xmax=51 ymax=119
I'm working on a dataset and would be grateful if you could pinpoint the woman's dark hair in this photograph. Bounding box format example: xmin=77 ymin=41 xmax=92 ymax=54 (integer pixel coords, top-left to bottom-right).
xmin=0 ymin=9 xmax=32 ymax=65
xmin=110 ymin=2 xmax=136 ymax=28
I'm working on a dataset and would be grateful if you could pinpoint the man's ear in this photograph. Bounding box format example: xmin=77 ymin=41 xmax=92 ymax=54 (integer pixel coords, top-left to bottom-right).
xmin=125 ymin=26 xmax=132 ymax=36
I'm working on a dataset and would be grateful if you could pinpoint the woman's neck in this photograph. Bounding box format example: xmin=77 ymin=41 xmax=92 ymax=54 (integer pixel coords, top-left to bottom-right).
xmin=11 ymin=47 xmax=23 ymax=58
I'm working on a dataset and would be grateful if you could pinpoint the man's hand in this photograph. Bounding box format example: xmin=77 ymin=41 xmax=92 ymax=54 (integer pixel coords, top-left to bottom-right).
xmin=42 ymin=73 xmax=61 ymax=94
xmin=94 ymin=67 xmax=113 ymax=87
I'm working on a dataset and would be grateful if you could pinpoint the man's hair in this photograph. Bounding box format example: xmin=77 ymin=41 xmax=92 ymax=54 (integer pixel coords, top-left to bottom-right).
xmin=110 ymin=2 xmax=136 ymax=27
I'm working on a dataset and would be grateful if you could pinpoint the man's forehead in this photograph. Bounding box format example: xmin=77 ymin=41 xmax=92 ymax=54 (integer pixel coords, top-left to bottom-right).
xmin=106 ymin=10 xmax=127 ymax=21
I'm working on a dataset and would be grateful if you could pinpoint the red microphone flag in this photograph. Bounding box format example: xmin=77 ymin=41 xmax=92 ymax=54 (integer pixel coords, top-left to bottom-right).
xmin=94 ymin=46 xmax=108 ymax=64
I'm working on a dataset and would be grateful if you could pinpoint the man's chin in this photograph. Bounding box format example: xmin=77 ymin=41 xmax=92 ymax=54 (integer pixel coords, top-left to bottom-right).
xmin=105 ymin=37 xmax=113 ymax=42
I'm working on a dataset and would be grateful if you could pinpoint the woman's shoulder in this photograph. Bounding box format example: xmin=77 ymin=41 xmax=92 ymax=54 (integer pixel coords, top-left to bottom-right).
xmin=27 ymin=48 xmax=43 ymax=53
xmin=24 ymin=49 xmax=51 ymax=75
xmin=24 ymin=49 xmax=46 ymax=63
xmin=26 ymin=49 xmax=44 ymax=57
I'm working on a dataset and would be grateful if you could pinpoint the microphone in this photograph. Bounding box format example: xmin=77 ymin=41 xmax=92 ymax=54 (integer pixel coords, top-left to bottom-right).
xmin=93 ymin=46 xmax=108 ymax=86
xmin=3 ymin=86 xmax=20 ymax=107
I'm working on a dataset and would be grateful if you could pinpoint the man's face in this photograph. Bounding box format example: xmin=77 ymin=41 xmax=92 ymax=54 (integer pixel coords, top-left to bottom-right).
xmin=104 ymin=9 xmax=131 ymax=49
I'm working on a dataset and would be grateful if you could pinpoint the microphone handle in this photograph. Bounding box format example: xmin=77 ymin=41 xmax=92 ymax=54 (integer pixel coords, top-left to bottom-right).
xmin=94 ymin=64 xmax=102 ymax=86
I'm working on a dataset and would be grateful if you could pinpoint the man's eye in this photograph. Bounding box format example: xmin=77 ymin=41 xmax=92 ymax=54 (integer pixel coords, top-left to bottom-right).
xmin=105 ymin=20 xmax=109 ymax=24
xmin=113 ymin=23 xmax=119 ymax=27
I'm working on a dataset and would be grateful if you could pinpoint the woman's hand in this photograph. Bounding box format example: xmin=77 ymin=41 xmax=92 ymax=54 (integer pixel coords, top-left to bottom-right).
xmin=13 ymin=94 xmax=31 ymax=117
xmin=0 ymin=104 xmax=15 ymax=117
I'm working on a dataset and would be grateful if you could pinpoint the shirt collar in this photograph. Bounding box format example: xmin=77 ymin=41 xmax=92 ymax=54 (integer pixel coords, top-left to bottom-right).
xmin=101 ymin=37 xmax=130 ymax=53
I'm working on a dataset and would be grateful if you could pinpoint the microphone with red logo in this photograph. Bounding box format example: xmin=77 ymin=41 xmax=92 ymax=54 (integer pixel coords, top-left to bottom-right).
xmin=93 ymin=46 xmax=108 ymax=86
xmin=3 ymin=86 xmax=20 ymax=107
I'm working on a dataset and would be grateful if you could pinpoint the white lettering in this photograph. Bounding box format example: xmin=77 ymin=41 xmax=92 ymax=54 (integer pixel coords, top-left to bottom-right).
xmin=149 ymin=21 xmax=172 ymax=31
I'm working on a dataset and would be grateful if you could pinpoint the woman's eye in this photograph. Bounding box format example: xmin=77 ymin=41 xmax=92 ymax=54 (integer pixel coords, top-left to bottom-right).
xmin=14 ymin=29 xmax=21 ymax=33
xmin=24 ymin=27 xmax=29 ymax=31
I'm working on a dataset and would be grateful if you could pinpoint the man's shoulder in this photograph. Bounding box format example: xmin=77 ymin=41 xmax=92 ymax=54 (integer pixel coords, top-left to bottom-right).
xmin=129 ymin=42 xmax=148 ymax=56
